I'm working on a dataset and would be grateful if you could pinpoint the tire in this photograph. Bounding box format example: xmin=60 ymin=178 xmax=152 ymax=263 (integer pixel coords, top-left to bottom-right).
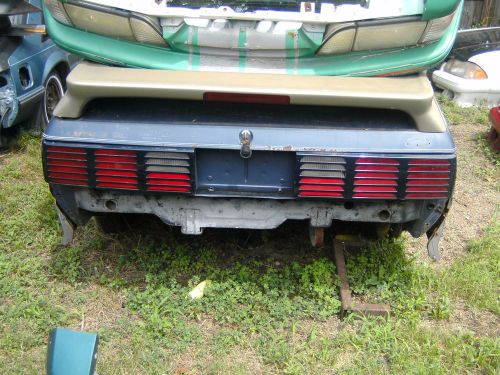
xmin=95 ymin=214 xmax=129 ymax=234
xmin=42 ymin=71 xmax=65 ymax=131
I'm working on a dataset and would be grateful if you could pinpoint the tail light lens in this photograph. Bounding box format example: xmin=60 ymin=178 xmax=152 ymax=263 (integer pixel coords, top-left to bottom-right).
xmin=95 ymin=149 xmax=138 ymax=190
xmin=46 ymin=146 xmax=88 ymax=187
xmin=353 ymin=157 xmax=399 ymax=199
xmin=145 ymin=152 xmax=191 ymax=192
xmin=45 ymin=147 xmax=192 ymax=194
xmin=298 ymin=155 xmax=346 ymax=198
xmin=405 ymin=159 xmax=451 ymax=199
xmin=45 ymin=146 xmax=453 ymax=201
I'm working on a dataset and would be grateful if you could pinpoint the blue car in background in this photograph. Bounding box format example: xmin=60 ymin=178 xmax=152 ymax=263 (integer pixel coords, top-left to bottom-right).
xmin=0 ymin=0 xmax=77 ymax=145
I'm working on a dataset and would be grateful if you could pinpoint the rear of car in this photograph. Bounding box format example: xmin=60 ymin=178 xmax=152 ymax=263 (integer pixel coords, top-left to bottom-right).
xmin=42 ymin=62 xmax=456 ymax=259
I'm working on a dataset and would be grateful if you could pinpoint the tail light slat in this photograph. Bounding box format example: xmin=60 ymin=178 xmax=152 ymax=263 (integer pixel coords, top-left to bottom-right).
xmin=47 ymin=146 xmax=86 ymax=154
xmin=96 ymin=170 xmax=138 ymax=178
xmin=301 ymin=163 xmax=345 ymax=172
xmin=147 ymin=180 xmax=191 ymax=187
xmin=407 ymin=180 xmax=449 ymax=186
xmin=353 ymin=193 xmax=397 ymax=199
xmin=48 ymin=159 xmax=87 ymax=168
xmin=49 ymin=172 xmax=88 ymax=181
xmin=97 ymin=183 xmax=139 ymax=190
xmin=95 ymin=156 xmax=137 ymax=164
xmin=299 ymin=191 xmax=343 ymax=197
xmin=147 ymin=186 xmax=191 ymax=192
xmin=147 ymin=173 xmax=191 ymax=180
xmin=407 ymin=173 xmax=450 ymax=180
xmin=355 ymin=158 xmax=399 ymax=165
xmin=355 ymin=165 xmax=398 ymax=172
xmin=408 ymin=166 xmax=450 ymax=173
xmin=48 ymin=166 xmax=88 ymax=175
xmin=95 ymin=149 xmax=137 ymax=157
xmin=51 ymin=179 xmax=89 ymax=187
xmin=300 ymin=170 xmax=345 ymax=178
xmin=96 ymin=177 xmax=138 ymax=184
xmin=145 ymin=166 xmax=190 ymax=174
xmin=408 ymin=159 xmax=450 ymax=166
xmin=299 ymin=178 xmax=344 ymax=185
xmin=406 ymin=193 xmax=448 ymax=199
xmin=406 ymin=187 xmax=448 ymax=192
xmin=47 ymin=152 xmax=87 ymax=162
xmin=354 ymin=179 xmax=398 ymax=186
xmin=299 ymin=185 xmax=344 ymax=192
xmin=95 ymin=163 xmax=137 ymax=171
xmin=355 ymin=172 xmax=398 ymax=179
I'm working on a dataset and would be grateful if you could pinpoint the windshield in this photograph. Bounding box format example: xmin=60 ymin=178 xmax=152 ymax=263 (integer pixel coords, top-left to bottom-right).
xmin=166 ymin=0 xmax=366 ymax=12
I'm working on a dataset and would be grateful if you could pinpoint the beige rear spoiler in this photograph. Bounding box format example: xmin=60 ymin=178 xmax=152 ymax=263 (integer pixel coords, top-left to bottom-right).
xmin=55 ymin=61 xmax=446 ymax=133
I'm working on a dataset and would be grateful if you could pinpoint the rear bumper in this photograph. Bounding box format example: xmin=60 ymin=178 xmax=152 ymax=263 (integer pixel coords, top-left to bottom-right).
xmin=43 ymin=121 xmax=456 ymax=237
xmin=51 ymin=185 xmax=447 ymax=237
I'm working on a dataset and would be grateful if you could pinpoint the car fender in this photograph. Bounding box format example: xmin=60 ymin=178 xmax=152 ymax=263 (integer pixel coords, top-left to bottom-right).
xmin=41 ymin=49 xmax=69 ymax=84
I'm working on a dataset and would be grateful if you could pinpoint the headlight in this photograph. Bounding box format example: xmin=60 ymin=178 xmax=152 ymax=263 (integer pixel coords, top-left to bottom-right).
xmin=443 ymin=60 xmax=488 ymax=79
xmin=44 ymin=0 xmax=73 ymax=26
xmin=318 ymin=12 xmax=456 ymax=56
xmin=44 ymin=0 xmax=167 ymax=47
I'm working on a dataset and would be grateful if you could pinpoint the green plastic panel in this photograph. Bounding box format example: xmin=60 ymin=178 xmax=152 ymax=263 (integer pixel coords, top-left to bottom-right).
xmin=43 ymin=1 xmax=464 ymax=76
xmin=422 ymin=0 xmax=461 ymax=20
xmin=46 ymin=328 xmax=99 ymax=375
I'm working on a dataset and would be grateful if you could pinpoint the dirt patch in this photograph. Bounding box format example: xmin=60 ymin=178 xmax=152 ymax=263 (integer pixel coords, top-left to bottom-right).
xmin=422 ymin=299 xmax=500 ymax=338
xmin=70 ymin=286 xmax=130 ymax=332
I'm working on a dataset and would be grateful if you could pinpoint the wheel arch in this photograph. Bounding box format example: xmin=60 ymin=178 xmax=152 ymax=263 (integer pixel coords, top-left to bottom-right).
xmin=41 ymin=51 xmax=70 ymax=86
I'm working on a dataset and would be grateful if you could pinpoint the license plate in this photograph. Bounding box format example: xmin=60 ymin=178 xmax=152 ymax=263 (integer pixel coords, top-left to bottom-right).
xmin=196 ymin=149 xmax=295 ymax=198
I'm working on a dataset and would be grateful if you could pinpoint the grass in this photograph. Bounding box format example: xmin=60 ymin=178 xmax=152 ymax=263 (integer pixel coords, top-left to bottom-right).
xmin=437 ymin=95 xmax=490 ymax=127
xmin=0 ymin=132 xmax=499 ymax=374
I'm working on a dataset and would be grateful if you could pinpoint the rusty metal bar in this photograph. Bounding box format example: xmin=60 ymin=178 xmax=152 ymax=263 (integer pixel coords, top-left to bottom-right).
xmin=333 ymin=240 xmax=391 ymax=318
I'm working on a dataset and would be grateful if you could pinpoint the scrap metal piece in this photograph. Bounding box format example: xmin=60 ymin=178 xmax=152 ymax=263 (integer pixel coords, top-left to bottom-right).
xmin=46 ymin=328 xmax=99 ymax=375
xmin=333 ymin=240 xmax=390 ymax=318
xmin=426 ymin=215 xmax=446 ymax=261
xmin=55 ymin=204 xmax=75 ymax=246
xmin=309 ymin=227 xmax=325 ymax=248
xmin=0 ymin=83 xmax=18 ymax=128
xmin=0 ymin=0 xmax=40 ymax=15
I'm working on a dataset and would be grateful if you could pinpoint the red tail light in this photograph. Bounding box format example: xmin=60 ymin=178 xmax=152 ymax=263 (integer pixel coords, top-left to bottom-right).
xmin=353 ymin=157 xmax=399 ymax=199
xmin=489 ymin=106 xmax=500 ymax=126
xmin=95 ymin=150 xmax=138 ymax=190
xmin=405 ymin=159 xmax=451 ymax=199
xmin=145 ymin=152 xmax=191 ymax=193
xmin=298 ymin=156 xmax=346 ymax=198
xmin=47 ymin=146 xmax=89 ymax=187
xmin=203 ymin=92 xmax=290 ymax=105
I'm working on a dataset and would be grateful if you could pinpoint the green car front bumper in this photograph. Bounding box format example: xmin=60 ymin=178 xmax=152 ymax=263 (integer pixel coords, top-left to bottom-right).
xmin=44 ymin=1 xmax=463 ymax=76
